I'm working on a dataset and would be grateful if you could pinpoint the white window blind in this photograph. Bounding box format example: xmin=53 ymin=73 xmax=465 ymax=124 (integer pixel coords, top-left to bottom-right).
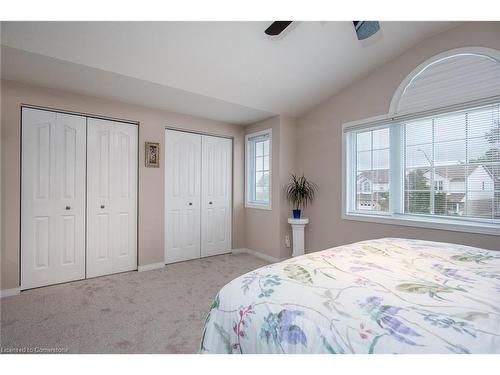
xmin=394 ymin=53 xmax=500 ymax=115
xmin=246 ymin=130 xmax=272 ymax=208
xmin=403 ymin=104 xmax=499 ymax=221
xmin=355 ymin=127 xmax=390 ymax=212
xmin=344 ymin=102 xmax=500 ymax=233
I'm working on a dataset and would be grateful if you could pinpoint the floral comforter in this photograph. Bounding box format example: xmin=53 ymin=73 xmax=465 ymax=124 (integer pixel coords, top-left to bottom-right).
xmin=200 ymin=238 xmax=500 ymax=354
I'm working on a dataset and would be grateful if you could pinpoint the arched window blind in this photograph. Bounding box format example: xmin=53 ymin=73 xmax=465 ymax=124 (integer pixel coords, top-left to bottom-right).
xmin=392 ymin=50 xmax=500 ymax=115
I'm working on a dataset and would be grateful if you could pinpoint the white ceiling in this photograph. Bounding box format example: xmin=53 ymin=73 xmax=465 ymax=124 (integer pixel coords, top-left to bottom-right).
xmin=1 ymin=21 xmax=460 ymax=124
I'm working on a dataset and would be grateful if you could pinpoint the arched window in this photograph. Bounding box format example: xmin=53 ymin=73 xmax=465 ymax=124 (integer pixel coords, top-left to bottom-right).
xmin=343 ymin=47 xmax=500 ymax=235
xmin=390 ymin=47 xmax=500 ymax=116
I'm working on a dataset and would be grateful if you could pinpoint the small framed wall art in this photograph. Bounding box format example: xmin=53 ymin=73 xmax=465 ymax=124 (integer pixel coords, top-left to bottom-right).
xmin=145 ymin=142 xmax=160 ymax=168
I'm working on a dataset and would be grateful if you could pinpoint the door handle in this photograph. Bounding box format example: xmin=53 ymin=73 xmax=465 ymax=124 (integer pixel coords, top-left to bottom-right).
xmin=65 ymin=206 xmax=71 ymax=210
xmin=100 ymin=205 xmax=105 ymax=209
xmin=209 ymin=202 xmax=213 ymax=205
xmin=188 ymin=202 xmax=193 ymax=206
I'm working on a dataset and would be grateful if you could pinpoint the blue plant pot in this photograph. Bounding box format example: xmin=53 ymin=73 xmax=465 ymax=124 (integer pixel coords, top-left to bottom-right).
xmin=292 ymin=209 xmax=301 ymax=219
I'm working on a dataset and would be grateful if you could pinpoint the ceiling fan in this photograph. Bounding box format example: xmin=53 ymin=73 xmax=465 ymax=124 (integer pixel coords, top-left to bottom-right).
xmin=264 ymin=21 xmax=380 ymax=40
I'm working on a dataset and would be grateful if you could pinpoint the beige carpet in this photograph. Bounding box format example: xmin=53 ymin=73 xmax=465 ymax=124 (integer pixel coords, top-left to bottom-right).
xmin=0 ymin=253 xmax=268 ymax=353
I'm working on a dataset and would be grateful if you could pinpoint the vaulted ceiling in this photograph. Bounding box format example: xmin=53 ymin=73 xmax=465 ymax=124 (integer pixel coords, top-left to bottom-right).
xmin=1 ymin=21 xmax=460 ymax=124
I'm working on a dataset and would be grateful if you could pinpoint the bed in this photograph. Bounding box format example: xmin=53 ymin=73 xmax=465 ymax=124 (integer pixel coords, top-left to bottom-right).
xmin=200 ymin=238 xmax=500 ymax=354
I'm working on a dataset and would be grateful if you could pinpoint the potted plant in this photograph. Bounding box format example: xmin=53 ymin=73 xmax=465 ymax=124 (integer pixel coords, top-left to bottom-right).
xmin=284 ymin=174 xmax=318 ymax=219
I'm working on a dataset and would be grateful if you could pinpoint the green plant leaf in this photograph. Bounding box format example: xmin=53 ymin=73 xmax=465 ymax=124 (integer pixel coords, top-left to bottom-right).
xmin=321 ymin=335 xmax=336 ymax=354
xmin=451 ymin=254 xmax=495 ymax=263
xmin=453 ymin=311 xmax=489 ymax=321
xmin=284 ymin=174 xmax=318 ymax=210
xmin=214 ymin=323 xmax=233 ymax=354
xmin=362 ymin=245 xmax=388 ymax=256
xmin=396 ymin=283 xmax=452 ymax=295
xmin=210 ymin=294 xmax=220 ymax=310
xmin=284 ymin=264 xmax=313 ymax=284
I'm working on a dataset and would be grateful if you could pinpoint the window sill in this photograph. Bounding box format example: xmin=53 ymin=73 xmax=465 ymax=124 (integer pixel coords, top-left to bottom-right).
xmin=245 ymin=202 xmax=272 ymax=210
xmin=342 ymin=212 xmax=500 ymax=236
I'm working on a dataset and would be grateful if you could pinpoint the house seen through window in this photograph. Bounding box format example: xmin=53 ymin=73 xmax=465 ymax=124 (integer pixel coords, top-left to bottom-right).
xmin=348 ymin=102 xmax=500 ymax=224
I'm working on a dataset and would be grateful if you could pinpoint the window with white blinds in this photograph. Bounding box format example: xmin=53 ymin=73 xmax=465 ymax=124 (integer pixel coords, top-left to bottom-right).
xmin=246 ymin=129 xmax=272 ymax=209
xmin=404 ymin=104 xmax=499 ymax=220
xmin=344 ymin=102 xmax=500 ymax=234
xmin=355 ymin=128 xmax=390 ymax=212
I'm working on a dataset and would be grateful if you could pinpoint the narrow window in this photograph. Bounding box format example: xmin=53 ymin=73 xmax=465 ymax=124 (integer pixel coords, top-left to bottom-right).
xmin=245 ymin=129 xmax=272 ymax=209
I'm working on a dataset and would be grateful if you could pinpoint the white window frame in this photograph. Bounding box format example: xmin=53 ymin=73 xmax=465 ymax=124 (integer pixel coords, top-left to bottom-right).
xmin=245 ymin=129 xmax=272 ymax=210
xmin=342 ymin=100 xmax=500 ymax=236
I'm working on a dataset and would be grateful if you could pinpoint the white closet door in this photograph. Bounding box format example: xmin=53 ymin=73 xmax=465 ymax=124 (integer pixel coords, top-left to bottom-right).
xmin=201 ymin=135 xmax=232 ymax=257
xmin=165 ymin=130 xmax=201 ymax=263
xmin=87 ymin=118 xmax=138 ymax=278
xmin=21 ymin=108 xmax=86 ymax=290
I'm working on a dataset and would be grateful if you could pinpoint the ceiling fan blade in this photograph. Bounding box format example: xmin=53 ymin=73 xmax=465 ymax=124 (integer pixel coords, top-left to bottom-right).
xmin=265 ymin=21 xmax=293 ymax=36
xmin=353 ymin=21 xmax=380 ymax=40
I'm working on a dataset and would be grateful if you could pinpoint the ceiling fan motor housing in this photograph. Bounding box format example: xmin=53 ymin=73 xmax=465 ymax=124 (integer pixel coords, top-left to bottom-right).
xmin=353 ymin=21 xmax=380 ymax=40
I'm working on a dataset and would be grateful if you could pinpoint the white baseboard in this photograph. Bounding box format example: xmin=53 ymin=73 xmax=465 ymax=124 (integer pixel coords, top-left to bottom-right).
xmin=232 ymin=248 xmax=281 ymax=263
xmin=0 ymin=287 xmax=21 ymax=298
xmin=137 ymin=262 xmax=165 ymax=272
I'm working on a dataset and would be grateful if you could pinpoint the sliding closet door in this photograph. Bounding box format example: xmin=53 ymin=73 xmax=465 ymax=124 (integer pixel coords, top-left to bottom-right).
xmin=87 ymin=118 xmax=138 ymax=278
xmin=21 ymin=108 xmax=86 ymax=290
xmin=201 ymin=136 xmax=232 ymax=257
xmin=165 ymin=130 xmax=201 ymax=263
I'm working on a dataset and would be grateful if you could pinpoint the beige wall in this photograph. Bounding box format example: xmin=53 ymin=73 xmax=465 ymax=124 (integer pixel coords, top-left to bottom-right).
xmin=277 ymin=116 xmax=297 ymax=259
xmin=1 ymin=79 xmax=246 ymax=290
xmin=296 ymin=22 xmax=500 ymax=253
xmin=243 ymin=116 xmax=282 ymax=259
xmin=243 ymin=115 xmax=298 ymax=259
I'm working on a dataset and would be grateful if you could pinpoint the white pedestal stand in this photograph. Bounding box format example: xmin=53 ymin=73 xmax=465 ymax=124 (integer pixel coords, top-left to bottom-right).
xmin=287 ymin=218 xmax=309 ymax=257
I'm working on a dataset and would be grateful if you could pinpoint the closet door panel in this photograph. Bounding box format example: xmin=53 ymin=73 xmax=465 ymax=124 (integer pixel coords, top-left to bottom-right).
xmin=21 ymin=108 xmax=86 ymax=290
xmin=112 ymin=126 xmax=137 ymax=272
xmin=97 ymin=211 xmax=111 ymax=260
xmin=87 ymin=124 xmax=113 ymax=277
xmin=165 ymin=130 xmax=201 ymax=263
xmin=55 ymin=114 xmax=86 ymax=272
xmin=201 ymin=135 xmax=232 ymax=257
xmin=87 ymin=118 xmax=137 ymax=278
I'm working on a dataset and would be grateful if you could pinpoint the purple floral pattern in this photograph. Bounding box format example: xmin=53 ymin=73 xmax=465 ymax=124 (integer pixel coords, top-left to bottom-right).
xmin=260 ymin=310 xmax=307 ymax=351
xmin=201 ymin=238 xmax=500 ymax=354
xmin=359 ymin=296 xmax=421 ymax=347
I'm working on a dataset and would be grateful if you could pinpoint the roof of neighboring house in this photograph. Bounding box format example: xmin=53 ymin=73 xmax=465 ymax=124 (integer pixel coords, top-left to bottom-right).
xmin=357 ymin=170 xmax=390 ymax=184
xmin=483 ymin=164 xmax=500 ymax=183
xmin=358 ymin=164 xmax=497 ymax=185
xmin=433 ymin=165 xmax=468 ymax=181
xmin=422 ymin=164 xmax=498 ymax=183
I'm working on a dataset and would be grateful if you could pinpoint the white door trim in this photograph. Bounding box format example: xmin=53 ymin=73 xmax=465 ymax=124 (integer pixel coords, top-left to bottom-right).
xmin=21 ymin=104 xmax=140 ymax=126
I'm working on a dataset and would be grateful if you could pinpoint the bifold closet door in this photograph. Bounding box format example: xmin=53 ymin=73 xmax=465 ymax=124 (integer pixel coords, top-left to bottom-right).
xmin=87 ymin=118 xmax=138 ymax=278
xmin=164 ymin=130 xmax=201 ymax=263
xmin=21 ymin=108 xmax=86 ymax=290
xmin=201 ymin=135 xmax=232 ymax=257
